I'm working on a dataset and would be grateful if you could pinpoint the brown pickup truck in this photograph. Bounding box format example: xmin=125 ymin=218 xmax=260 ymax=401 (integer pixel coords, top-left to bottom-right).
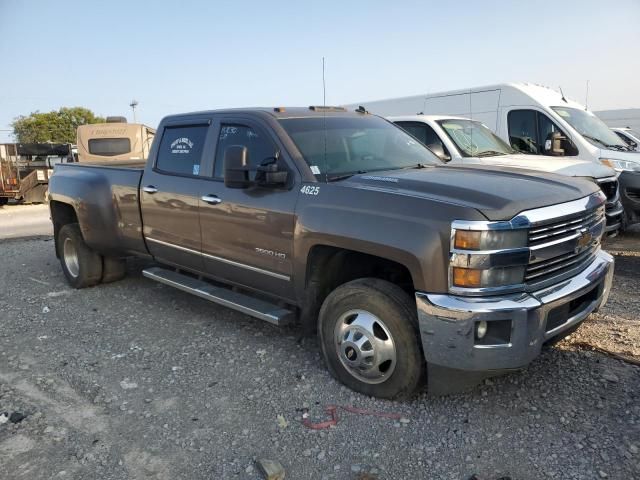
xmin=48 ymin=107 xmax=614 ymax=398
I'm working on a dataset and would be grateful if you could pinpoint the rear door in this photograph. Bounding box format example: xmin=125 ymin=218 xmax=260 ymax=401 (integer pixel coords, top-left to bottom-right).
xmin=140 ymin=116 xmax=216 ymax=272
xmin=197 ymin=115 xmax=299 ymax=301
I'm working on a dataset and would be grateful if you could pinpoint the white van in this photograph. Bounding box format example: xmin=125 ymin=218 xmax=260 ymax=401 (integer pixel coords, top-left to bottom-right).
xmin=389 ymin=114 xmax=622 ymax=233
xmin=346 ymin=83 xmax=640 ymax=227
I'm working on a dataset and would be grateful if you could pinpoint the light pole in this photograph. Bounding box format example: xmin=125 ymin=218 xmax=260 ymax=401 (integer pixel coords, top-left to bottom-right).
xmin=129 ymin=99 xmax=139 ymax=123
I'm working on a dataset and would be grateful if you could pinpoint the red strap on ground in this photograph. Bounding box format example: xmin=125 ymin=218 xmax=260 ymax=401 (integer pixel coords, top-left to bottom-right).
xmin=301 ymin=405 xmax=338 ymax=430
xmin=301 ymin=404 xmax=403 ymax=430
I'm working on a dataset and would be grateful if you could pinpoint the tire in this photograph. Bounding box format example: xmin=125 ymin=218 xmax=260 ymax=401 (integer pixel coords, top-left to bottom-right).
xmin=102 ymin=257 xmax=127 ymax=283
xmin=318 ymin=278 xmax=424 ymax=399
xmin=0 ymin=197 xmax=8 ymax=206
xmin=57 ymin=223 xmax=103 ymax=288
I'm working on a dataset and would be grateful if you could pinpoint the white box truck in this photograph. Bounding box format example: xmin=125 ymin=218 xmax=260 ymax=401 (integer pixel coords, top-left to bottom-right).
xmin=346 ymin=83 xmax=640 ymax=227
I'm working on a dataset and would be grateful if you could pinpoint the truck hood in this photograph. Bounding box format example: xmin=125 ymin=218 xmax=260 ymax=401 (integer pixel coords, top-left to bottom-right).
xmin=345 ymin=165 xmax=600 ymax=221
xmin=466 ymin=153 xmax=616 ymax=179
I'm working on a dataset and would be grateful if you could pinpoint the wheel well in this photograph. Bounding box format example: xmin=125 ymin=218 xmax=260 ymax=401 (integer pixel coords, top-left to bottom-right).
xmin=300 ymin=245 xmax=415 ymax=334
xmin=50 ymin=201 xmax=78 ymax=258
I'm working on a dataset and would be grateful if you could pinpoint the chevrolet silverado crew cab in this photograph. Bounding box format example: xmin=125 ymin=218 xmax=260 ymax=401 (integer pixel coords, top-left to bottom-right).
xmin=48 ymin=107 xmax=614 ymax=398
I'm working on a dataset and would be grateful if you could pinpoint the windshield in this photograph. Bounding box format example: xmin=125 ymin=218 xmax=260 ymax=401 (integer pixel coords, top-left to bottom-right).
xmin=551 ymin=107 xmax=629 ymax=149
xmin=437 ymin=119 xmax=514 ymax=157
xmin=278 ymin=115 xmax=441 ymax=179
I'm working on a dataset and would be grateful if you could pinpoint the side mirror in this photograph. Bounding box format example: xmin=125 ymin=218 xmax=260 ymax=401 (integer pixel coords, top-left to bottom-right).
xmin=224 ymin=145 xmax=252 ymax=189
xmin=545 ymin=131 xmax=566 ymax=156
xmin=256 ymin=162 xmax=288 ymax=186
xmin=428 ymin=143 xmax=451 ymax=162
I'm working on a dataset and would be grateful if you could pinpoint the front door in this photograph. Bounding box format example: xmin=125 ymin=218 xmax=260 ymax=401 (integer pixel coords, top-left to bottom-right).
xmin=140 ymin=117 xmax=215 ymax=272
xmin=197 ymin=116 xmax=299 ymax=301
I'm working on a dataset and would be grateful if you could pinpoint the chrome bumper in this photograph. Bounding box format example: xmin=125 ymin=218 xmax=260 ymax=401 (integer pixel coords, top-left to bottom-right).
xmin=416 ymin=250 xmax=614 ymax=372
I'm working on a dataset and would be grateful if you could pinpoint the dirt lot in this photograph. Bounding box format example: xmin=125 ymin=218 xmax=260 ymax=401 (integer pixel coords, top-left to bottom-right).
xmin=0 ymin=232 xmax=639 ymax=480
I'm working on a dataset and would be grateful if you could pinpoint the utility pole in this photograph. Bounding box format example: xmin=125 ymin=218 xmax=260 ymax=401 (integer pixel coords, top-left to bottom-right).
xmin=129 ymin=99 xmax=139 ymax=123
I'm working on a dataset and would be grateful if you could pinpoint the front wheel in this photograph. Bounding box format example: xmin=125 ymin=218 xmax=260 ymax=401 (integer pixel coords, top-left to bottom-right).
xmin=318 ymin=278 xmax=424 ymax=399
xmin=57 ymin=223 xmax=103 ymax=288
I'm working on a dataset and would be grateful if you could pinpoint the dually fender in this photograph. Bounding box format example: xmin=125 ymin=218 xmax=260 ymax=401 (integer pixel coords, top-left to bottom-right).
xmin=48 ymin=167 xmax=145 ymax=256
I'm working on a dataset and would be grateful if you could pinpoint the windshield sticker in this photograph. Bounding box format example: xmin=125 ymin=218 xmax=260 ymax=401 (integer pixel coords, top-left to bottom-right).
xmin=192 ymin=164 xmax=200 ymax=175
xmin=170 ymin=137 xmax=194 ymax=154
xmin=247 ymin=129 xmax=259 ymax=139
xmin=219 ymin=126 xmax=238 ymax=140
xmin=310 ymin=165 xmax=321 ymax=174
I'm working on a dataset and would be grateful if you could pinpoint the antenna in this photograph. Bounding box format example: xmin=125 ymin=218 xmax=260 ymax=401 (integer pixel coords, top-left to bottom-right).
xmin=558 ymin=87 xmax=568 ymax=103
xmin=585 ymin=80 xmax=590 ymax=110
xmin=322 ymin=57 xmax=326 ymax=107
xmin=129 ymin=99 xmax=139 ymax=122
xmin=322 ymin=57 xmax=328 ymax=183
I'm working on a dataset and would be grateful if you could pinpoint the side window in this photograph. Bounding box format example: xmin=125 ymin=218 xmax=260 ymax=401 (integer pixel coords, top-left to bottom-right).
xmin=538 ymin=114 xmax=566 ymax=153
xmin=396 ymin=122 xmax=429 ymax=145
xmin=508 ymin=110 xmax=538 ymax=154
xmin=616 ymin=131 xmax=636 ymax=147
xmin=396 ymin=122 xmax=449 ymax=158
xmin=155 ymin=124 xmax=208 ymax=175
xmin=214 ymin=124 xmax=278 ymax=179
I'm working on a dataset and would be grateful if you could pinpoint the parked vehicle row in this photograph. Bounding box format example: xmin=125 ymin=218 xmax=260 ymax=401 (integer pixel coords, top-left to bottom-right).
xmin=346 ymin=82 xmax=640 ymax=230
xmin=387 ymin=114 xmax=623 ymax=233
xmin=49 ymin=106 xmax=614 ymax=398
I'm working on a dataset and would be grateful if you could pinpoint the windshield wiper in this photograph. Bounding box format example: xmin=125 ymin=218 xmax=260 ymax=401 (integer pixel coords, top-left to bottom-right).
xmin=475 ymin=150 xmax=506 ymax=157
xmin=582 ymin=134 xmax=611 ymax=148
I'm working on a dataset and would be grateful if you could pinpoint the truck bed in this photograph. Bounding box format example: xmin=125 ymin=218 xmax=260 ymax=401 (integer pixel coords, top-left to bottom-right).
xmin=49 ymin=163 xmax=147 ymax=256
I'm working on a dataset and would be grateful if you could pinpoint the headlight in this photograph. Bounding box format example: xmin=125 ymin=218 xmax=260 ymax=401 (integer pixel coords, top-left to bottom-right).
xmin=453 ymin=229 xmax=528 ymax=250
xmin=600 ymin=158 xmax=640 ymax=172
xmin=450 ymin=221 xmax=529 ymax=294
xmin=452 ymin=266 xmax=526 ymax=288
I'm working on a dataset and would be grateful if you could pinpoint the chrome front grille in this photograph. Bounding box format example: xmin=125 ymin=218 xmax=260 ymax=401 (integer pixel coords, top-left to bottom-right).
xmin=525 ymin=205 xmax=605 ymax=290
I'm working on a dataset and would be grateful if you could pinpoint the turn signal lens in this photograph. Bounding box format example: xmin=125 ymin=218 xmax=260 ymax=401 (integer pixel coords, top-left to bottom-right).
xmin=454 ymin=230 xmax=481 ymax=250
xmin=452 ymin=267 xmax=482 ymax=288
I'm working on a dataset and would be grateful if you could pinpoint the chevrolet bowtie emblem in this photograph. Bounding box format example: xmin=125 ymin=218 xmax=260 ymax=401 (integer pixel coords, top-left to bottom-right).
xmin=576 ymin=229 xmax=593 ymax=251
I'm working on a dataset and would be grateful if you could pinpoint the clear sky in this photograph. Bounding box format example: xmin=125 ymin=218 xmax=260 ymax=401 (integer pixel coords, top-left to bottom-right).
xmin=1 ymin=0 xmax=639 ymax=142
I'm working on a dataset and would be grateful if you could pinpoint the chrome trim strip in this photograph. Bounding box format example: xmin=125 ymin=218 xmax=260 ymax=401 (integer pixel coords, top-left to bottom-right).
xmin=145 ymin=237 xmax=291 ymax=281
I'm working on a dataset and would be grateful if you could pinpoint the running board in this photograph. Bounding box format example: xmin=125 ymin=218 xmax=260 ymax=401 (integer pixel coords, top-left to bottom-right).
xmin=142 ymin=267 xmax=294 ymax=326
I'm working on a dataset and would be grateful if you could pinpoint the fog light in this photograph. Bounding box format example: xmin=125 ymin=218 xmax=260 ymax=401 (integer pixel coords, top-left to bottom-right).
xmin=476 ymin=321 xmax=488 ymax=339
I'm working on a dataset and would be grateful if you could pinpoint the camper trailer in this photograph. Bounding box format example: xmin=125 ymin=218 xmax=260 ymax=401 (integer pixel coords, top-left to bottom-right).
xmin=76 ymin=116 xmax=155 ymax=165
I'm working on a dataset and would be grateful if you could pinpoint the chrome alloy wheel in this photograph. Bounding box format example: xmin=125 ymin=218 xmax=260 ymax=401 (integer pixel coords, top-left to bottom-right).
xmin=63 ymin=237 xmax=80 ymax=278
xmin=334 ymin=309 xmax=397 ymax=384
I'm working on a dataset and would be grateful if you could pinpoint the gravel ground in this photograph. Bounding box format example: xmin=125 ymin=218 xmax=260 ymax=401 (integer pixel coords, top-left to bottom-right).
xmin=0 ymin=203 xmax=52 ymax=239
xmin=0 ymin=235 xmax=639 ymax=480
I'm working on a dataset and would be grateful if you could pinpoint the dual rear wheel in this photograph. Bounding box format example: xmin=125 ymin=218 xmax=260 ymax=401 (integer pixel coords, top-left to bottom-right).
xmin=57 ymin=223 xmax=126 ymax=288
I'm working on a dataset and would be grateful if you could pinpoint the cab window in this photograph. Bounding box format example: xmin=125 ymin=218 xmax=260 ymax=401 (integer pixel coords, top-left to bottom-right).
xmin=155 ymin=124 xmax=208 ymax=176
xmin=213 ymin=124 xmax=279 ymax=179
xmin=508 ymin=109 xmax=577 ymax=156
xmin=508 ymin=110 xmax=538 ymax=154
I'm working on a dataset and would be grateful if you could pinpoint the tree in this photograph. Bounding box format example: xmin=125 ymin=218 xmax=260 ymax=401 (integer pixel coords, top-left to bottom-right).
xmin=12 ymin=107 xmax=105 ymax=144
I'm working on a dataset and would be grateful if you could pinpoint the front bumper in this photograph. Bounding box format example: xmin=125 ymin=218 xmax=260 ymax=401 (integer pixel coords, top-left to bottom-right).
xmin=416 ymin=249 xmax=614 ymax=372
xmin=619 ymin=170 xmax=640 ymax=227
